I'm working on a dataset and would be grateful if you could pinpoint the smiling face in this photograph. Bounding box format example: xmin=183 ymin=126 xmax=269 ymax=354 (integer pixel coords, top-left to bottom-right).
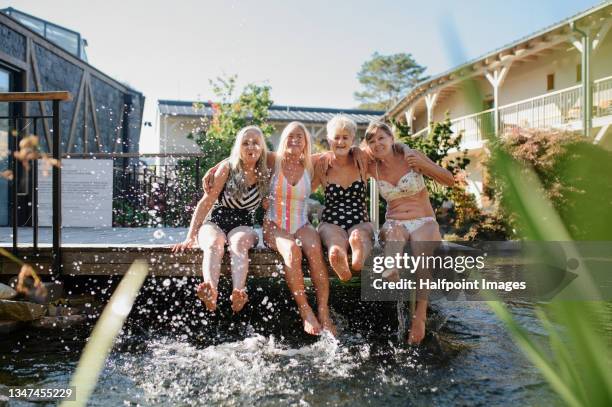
xmin=285 ymin=125 xmax=307 ymax=156
xmin=240 ymin=130 xmax=263 ymax=165
xmin=328 ymin=127 xmax=354 ymax=157
xmin=366 ymin=128 xmax=394 ymax=159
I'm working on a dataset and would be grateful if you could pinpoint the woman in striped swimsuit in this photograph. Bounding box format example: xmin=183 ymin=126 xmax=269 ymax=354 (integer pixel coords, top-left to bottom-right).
xmin=172 ymin=126 xmax=269 ymax=313
xmin=263 ymin=121 xmax=335 ymax=336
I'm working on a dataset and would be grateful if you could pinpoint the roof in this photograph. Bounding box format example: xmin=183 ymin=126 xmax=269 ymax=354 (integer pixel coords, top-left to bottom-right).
xmin=0 ymin=9 xmax=143 ymax=97
xmin=386 ymin=0 xmax=612 ymax=118
xmin=1 ymin=7 xmax=82 ymax=37
xmin=158 ymin=100 xmax=384 ymax=125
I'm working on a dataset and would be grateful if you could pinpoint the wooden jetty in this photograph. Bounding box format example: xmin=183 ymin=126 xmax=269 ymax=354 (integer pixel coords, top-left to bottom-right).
xmin=0 ymin=227 xmax=487 ymax=278
xmin=0 ymin=245 xmax=285 ymax=277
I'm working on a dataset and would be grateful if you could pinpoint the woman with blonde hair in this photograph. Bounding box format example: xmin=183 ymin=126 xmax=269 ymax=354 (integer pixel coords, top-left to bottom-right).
xmin=172 ymin=125 xmax=269 ymax=313
xmin=363 ymin=120 xmax=454 ymax=344
xmin=313 ymin=115 xmax=374 ymax=281
xmin=263 ymin=121 xmax=334 ymax=336
xmin=203 ymin=121 xmax=339 ymax=335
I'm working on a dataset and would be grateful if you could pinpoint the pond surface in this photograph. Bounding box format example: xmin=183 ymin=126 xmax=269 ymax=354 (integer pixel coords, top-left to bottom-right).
xmin=0 ymin=278 xmax=558 ymax=406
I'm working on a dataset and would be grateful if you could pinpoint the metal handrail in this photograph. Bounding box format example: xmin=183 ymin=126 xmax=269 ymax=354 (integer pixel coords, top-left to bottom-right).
xmin=451 ymin=108 xmax=495 ymax=121
xmin=442 ymin=75 xmax=612 ymax=146
xmin=63 ymin=152 xmax=208 ymax=159
xmin=498 ymin=85 xmax=582 ymax=111
xmin=1 ymin=91 xmax=71 ymax=274
xmin=594 ymin=75 xmax=612 ymax=84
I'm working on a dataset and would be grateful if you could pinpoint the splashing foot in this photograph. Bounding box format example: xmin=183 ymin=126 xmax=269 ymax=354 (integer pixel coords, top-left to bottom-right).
xmin=407 ymin=317 xmax=426 ymax=345
xmin=230 ymin=288 xmax=249 ymax=313
xmin=196 ymin=282 xmax=218 ymax=312
xmin=299 ymin=305 xmax=321 ymax=335
xmin=318 ymin=308 xmax=337 ymax=337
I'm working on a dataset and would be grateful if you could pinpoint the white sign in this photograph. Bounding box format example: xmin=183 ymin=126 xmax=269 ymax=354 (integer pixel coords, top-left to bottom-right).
xmin=38 ymin=159 xmax=113 ymax=227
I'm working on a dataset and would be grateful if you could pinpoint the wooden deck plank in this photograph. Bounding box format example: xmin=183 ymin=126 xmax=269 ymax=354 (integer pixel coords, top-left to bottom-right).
xmin=1 ymin=227 xmax=486 ymax=277
xmin=0 ymin=247 xmax=285 ymax=277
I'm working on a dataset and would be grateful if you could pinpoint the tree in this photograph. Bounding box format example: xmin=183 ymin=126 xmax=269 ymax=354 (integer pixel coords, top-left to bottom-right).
xmin=123 ymin=75 xmax=279 ymax=227
xmin=354 ymin=52 xmax=427 ymax=111
xmin=189 ymin=75 xmax=275 ymax=170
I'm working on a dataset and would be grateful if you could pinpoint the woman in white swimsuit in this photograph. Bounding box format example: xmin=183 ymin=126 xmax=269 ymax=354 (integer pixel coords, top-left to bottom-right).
xmin=364 ymin=121 xmax=454 ymax=345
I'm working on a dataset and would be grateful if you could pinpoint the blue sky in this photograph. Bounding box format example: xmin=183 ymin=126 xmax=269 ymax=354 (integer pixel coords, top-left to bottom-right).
xmin=1 ymin=0 xmax=603 ymax=151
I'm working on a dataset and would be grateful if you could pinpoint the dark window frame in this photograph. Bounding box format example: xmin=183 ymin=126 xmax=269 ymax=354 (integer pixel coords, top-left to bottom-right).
xmin=547 ymin=73 xmax=555 ymax=91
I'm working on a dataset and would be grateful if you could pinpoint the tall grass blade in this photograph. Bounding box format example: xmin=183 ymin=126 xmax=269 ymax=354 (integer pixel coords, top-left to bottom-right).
xmin=60 ymin=259 xmax=148 ymax=407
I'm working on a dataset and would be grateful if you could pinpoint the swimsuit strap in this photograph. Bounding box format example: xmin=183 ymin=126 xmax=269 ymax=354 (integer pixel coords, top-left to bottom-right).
xmin=375 ymin=160 xmax=380 ymax=181
xmin=354 ymin=153 xmax=367 ymax=183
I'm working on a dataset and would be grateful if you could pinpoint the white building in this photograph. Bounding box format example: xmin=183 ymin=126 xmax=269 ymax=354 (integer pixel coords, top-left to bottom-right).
xmin=386 ymin=1 xmax=612 ymax=204
xmin=156 ymin=100 xmax=383 ymax=166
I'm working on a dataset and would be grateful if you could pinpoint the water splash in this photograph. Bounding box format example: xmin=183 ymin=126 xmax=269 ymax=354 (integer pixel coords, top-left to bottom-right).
xmin=396 ymin=301 xmax=408 ymax=343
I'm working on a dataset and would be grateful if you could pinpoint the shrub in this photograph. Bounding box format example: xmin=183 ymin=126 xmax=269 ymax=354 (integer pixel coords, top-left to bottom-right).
xmin=486 ymin=128 xmax=612 ymax=240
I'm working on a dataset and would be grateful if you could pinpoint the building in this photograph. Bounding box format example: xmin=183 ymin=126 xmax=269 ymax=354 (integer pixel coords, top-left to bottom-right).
xmin=0 ymin=8 xmax=144 ymax=226
xmin=156 ymin=100 xmax=384 ymax=165
xmin=386 ymin=1 xmax=612 ymax=204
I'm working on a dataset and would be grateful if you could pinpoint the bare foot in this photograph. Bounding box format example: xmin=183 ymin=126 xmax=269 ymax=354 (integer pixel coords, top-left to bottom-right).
xmin=230 ymin=288 xmax=249 ymax=313
xmin=407 ymin=317 xmax=426 ymax=345
xmin=382 ymin=268 xmax=400 ymax=282
xmin=299 ymin=305 xmax=322 ymax=335
xmin=328 ymin=246 xmax=352 ymax=282
xmin=318 ymin=308 xmax=337 ymax=337
xmin=196 ymin=282 xmax=218 ymax=312
xmin=348 ymin=234 xmax=366 ymax=271
xmin=350 ymin=254 xmax=365 ymax=272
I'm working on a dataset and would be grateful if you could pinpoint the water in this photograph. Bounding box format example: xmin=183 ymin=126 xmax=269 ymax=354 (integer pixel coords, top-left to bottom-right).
xmin=0 ymin=278 xmax=559 ymax=406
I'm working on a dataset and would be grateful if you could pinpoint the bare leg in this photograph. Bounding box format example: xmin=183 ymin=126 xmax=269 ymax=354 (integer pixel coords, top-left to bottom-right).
xmin=318 ymin=223 xmax=351 ymax=282
xmin=379 ymin=221 xmax=408 ymax=281
xmin=297 ymin=224 xmax=336 ymax=336
xmin=227 ymin=226 xmax=258 ymax=313
xmin=197 ymin=223 xmax=227 ymax=312
xmin=348 ymin=222 xmax=374 ymax=272
xmin=406 ymin=221 xmax=441 ymax=345
xmin=264 ymin=220 xmax=321 ymax=335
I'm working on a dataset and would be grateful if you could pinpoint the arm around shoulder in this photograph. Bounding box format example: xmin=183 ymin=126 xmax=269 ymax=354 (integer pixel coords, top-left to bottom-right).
xmin=416 ymin=150 xmax=455 ymax=187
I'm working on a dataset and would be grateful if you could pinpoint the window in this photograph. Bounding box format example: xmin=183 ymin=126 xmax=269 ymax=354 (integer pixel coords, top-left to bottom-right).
xmin=547 ymin=73 xmax=555 ymax=91
xmin=576 ymin=64 xmax=582 ymax=82
xmin=10 ymin=11 xmax=44 ymax=35
xmin=46 ymin=25 xmax=79 ymax=56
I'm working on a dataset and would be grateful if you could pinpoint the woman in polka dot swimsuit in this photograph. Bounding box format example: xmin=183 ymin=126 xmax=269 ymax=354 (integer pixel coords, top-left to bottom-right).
xmin=313 ymin=115 xmax=375 ymax=282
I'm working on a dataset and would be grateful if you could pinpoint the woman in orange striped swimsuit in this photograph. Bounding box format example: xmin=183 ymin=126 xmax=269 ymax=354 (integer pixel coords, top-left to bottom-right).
xmin=263 ymin=121 xmax=334 ymax=336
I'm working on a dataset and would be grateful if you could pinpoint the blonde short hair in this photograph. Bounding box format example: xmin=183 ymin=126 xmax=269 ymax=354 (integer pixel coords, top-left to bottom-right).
xmin=326 ymin=115 xmax=357 ymax=141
